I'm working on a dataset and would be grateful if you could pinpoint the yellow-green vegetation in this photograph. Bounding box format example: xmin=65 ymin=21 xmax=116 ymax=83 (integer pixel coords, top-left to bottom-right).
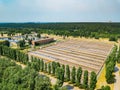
xmin=117 ymin=63 xmax=120 ymax=67
xmin=96 ymin=65 xmax=114 ymax=90
xmin=0 ymin=40 xmax=4 ymax=42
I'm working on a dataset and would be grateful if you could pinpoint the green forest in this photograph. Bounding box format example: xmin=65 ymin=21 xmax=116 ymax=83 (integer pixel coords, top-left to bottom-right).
xmin=0 ymin=58 xmax=51 ymax=90
xmin=0 ymin=23 xmax=120 ymax=40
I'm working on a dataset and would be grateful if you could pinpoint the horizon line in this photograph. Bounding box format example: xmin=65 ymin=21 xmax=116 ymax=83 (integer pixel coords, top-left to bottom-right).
xmin=0 ymin=21 xmax=120 ymax=24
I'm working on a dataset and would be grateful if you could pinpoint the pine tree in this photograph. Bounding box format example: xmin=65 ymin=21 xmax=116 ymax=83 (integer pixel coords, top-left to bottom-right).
xmin=90 ymin=71 xmax=97 ymax=90
xmin=48 ymin=63 xmax=51 ymax=74
xmin=83 ymin=70 xmax=88 ymax=89
xmin=76 ymin=67 xmax=82 ymax=86
xmin=44 ymin=63 xmax=47 ymax=72
xmin=56 ymin=62 xmax=60 ymax=68
xmin=52 ymin=62 xmax=56 ymax=75
xmin=56 ymin=67 xmax=64 ymax=87
xmin=71 ymin=66 xmax=76 ymax=83
xmin=62 ymin=64 xmax=65 ymax=74
xmin=66 ymin=65 xmax=70 ymax=81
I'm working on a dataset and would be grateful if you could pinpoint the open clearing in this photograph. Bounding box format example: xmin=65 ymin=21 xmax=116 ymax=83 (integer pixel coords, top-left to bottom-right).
xmin=29 ymin=39 xmax=114 ymax=74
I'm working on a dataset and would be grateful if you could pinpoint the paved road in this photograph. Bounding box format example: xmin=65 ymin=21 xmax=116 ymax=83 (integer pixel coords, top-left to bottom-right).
xmin=114 ymin=64 xmax=120 ymax=90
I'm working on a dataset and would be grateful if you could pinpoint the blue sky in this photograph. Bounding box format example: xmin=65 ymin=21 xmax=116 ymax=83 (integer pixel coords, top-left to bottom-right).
xmin=0 ymin=0 xmax=120 ymax=22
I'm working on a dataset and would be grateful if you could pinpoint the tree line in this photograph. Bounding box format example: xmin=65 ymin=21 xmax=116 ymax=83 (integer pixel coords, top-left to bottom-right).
xmin=27 ymin=56 xmax=97 ymax=90
xmin=0 ymin=23 xmax=120 ymax=40
xmin=105 ymin=45 xmax=118 ymax=83
xmin=0 ymin=45 xmax=28 ymax=64
xmin=116 ymin=45 xmax=120 ymax=63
